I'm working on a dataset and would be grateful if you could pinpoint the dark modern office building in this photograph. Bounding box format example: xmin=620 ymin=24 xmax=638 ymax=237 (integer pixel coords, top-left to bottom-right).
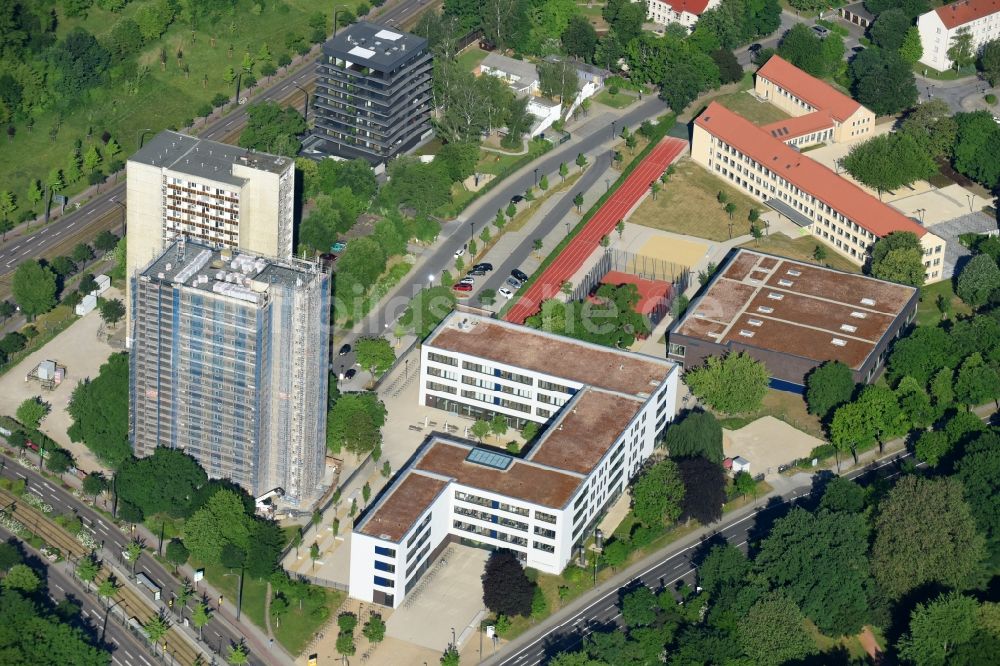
xmin=312 ymin=22 xmax=433 ymax=163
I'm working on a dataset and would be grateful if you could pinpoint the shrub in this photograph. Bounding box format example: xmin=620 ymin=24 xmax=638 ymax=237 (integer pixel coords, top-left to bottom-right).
xmin=986 ymin=93 xmax=998 ymax=105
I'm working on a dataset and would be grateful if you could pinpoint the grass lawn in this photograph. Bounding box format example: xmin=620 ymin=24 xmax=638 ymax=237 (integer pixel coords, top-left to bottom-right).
xmin=594 ymin=89 xmax=637 ymax=109
xmin=714 ymin=90 xmax=791 ymax=125
xmin=808 ymin=621 xmax=885 ymax=660
xmin=199 ymin=560 xmax=270 ymax=634
xmin=0 ymin=304 xmax=79 ymax=377
xmin=629 ymin=158 xmax=762 ymax=241
xmin=914 ymin=62 xmax=978 ymax=80
xmin=3 ymin=0 xmax=338 ymax=218
xmin=916 ymin=279 xmax=971 ymax=327
xmin=718 ymin=389 xmax=826 ymax=440
xmin=740 ymin=232 xmax=862 ymax=274
xmin=456 ymin=46 xmax=489 ymax=72
xmin=273 ymin=587 xmax=346 ymax=655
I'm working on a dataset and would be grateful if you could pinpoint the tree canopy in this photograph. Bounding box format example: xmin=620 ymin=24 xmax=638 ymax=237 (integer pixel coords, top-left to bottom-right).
xmin=0 ymin=587 xmax=109 ymax=665
xmin=839 ymin=132 xmax=937 ymax=196
xmin=869 ymin=231 xmax=925 ymax=286
xmin=67 ymin=352 xmax=131 ymax=467
xmin=684 ymin=351 xmax=769 ymax=414
xmin=327 ymin=392 xmax=386 ymax=455
xmin=239 ymin=101 xmax=306 ymax=156
xmin=677 ymin=456 xmax=726 ymax=524
xmin=482 ymin=549 xmax=534 ymax=618
xmin=663 ymin=410 xmax=723 ymax=463
xmin=953 ymin=111 xmax=1000 ymax=189
xmin=525 ymin=284 xmax=650 ymax=349
xmin=849 ymin=47 xmax=918 ymax=115
xmin=116 ymin=446 xmax=208 ymax=521
xmin=631 ymin=459 xmax=684 ymax=527
xmin=805 ymin=361 xmax=855 ymax=420
xmin=11 ymin=260 xmax=56 ymax=320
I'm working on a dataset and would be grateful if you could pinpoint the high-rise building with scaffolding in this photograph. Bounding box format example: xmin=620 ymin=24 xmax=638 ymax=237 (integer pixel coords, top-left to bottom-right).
xmin=129 ymin=239 xmax=330 ymax=507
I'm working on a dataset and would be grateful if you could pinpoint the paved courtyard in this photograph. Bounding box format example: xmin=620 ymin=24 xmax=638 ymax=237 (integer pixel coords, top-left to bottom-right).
xmin=723 ymin=416 xmax=823 ymax=479
xmin=0 ymin=287 xmax=123 ymax=474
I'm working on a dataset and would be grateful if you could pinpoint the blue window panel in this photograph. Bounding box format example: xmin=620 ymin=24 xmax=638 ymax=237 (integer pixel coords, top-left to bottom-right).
xmin=373 ymin=575 xmax=393 ymax=588
xmin=374 ymin=560 xmax=395 ymax=573
xmin=374 ymin=546 xmax=396 ymax=557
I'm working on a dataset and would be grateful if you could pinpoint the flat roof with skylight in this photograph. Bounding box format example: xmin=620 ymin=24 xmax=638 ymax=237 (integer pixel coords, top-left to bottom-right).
xmin=670 ymin=249 xmax=918 ymax=372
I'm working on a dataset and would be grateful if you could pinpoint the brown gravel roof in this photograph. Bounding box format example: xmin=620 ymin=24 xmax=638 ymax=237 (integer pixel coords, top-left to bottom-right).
xmin=428 ymin=317 xmax=671 ymax=397
xmin=673 ymin=249 xmax=916 ymax=370
xmin=527 ymin=389 xmax=644 ymax=475
xmin=357 ymin=473 xmax=448 ymax=542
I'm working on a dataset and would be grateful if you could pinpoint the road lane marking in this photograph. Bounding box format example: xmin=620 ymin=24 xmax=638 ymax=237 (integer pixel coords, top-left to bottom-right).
xmin=87 ymin=209 xmax=96 ymax=215
xmin=67 ymin=222 xmax=76 ymax=228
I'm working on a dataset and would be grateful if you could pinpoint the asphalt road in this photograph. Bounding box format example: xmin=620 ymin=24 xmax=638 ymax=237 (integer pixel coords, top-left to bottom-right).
xmin=0 ymin=525 xmax=158 ymax=666
xmin=0 ymin=459 xmax=276 ymax=666
xmin=0 ymin=0 xmax=429 ymax=278
xmin=488 ymin=450 xmax=920 ymax=666
xmin=341 ymin=94 xmax=673 ymax=348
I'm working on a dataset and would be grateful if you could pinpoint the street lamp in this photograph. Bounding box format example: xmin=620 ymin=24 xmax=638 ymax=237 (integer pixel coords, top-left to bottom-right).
xmin=470 ymin=221 xmax=475 ymax=242
xmin=533 ymin=168 xmax=538 ymax=187
xmin=565 ymin=221 xmax=570 ymax=236
xmin=293 ymin=81 xmax=310 ymax=121
xmin=611 ymin=120 xmax=616 ymax=140
xmin=111 ymin=197 xmax=127 ymax=236
xmin=967 ymin=194 xmax=975 ymax=213
xmin=451 ymin=626 xmax=456 ymax=646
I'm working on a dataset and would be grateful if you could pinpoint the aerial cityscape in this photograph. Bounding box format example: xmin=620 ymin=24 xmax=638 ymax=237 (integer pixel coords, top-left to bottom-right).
xmin=0 ymin=0 xmax=999 ymax=665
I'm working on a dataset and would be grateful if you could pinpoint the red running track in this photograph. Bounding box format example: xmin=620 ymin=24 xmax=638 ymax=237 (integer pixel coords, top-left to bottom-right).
xmin=505 ymin=137 xmax=688 ymax=325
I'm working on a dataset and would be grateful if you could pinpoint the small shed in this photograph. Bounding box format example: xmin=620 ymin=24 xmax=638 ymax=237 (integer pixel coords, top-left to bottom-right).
xmin=838 ymin=3 xmax=874 ymax=28
xmin=75 ymin=293 xmax=97 ymax=316
xmin=732 ymin=456 xmax=751 ymax=474
xmin=92 ymin=274 xmax=111 ymax=296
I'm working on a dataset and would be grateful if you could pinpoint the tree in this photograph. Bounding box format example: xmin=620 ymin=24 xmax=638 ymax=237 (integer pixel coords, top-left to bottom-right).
xmin=75 ymin=556 xmax=100 ymax=590
xmin=355 ymin=337 xmax=395 ymax=378
xmin=93 ymin=230 xmax=118 ymax=253
xmin=896 ymin=376 xmax=935 ymax=428
xmin=72 ymin=244 xmax=93 ymax=265
xmin=820 ymin=476 xmax=866 ymax=513
xmin=872 ymin=476 xmax=987 ymax=599
xmin=482 ymin=549 xmax=534 ymax=617
xmin=955 ymin=352 xmax=1000 ymax=407
xmin=755 ymin=508 xmax=872 ymax=636
xmin=562 ymin=15 xmax=597 ymax=60
xmin=871 ymin=9 xmax=911 ymax=51
xmin=631 ymin=459 xmax=684 ymax=527
xmin=0 ymin=191 xmax=16 ymax=238
xmin=440 ymin=645 xmax=461 ymax=666
xmin=239 ymin=102 xmax=306 ymax=156
xmin=684 ymin=352 xmax=768 ymax=414
xmin=737 ymin=593 xmax=814 ymax=666
xmin=981 ymin=38 xmax=1000 ymax=86
xmin=849 ymin=47 xmax=918 ymax=115
xmin=82 ymin=472 xmax=107 ymax=504
xmin=115 ymin=446 xmax=209 ymax=518
xmin=183 ymin=490 xmax=252 ymax=565
xmin=489 ymin=414 xmax=508 ymax=439
xmin=956 ymin=432 xmax=1000 ymax=544
xmin=97 ymin=578 xmax=119 ymax=607
xmin=948 ymin=29 xmax=975 ymax=71
xmin=805 ymin=361 xmax=855 ymax=419
xmin=46 ymin=449 xmax=73 ymax=477
xmin=165 ymin=539 xmax=189 ymax=572
xmin=226 ymin=642 xmax=249 ymax=665
xmin=50 ymin=256 xmax=76 ymax=277
xmin=840 ymin=133 xmax=937 ymax=197
xmin=778 ymin=24 xmax=841 ymax=78
xmin=572 ymin=192 xmax=584 ymax=212
xmin=900 ymin=26 xmax=923 ymax=63
xmin=957 ymin=254 xmax=1000 ymax=307
xmin=363 ymin=614 xmax=386 ymax=644
xmin=953 ymin=110 xmax=1000 ymax=188
xmin=898 ymin=591 xmax=979 ymax=666
xmin=915 ymin=429 xmax=951 ymax=467
xmin=677 ymin=457 xmax=725 ymax=524
xmin=16 ymin=397 xmax=49 ymax=430
xmin=327 ymin=392 xmax=386 ymax=455
xmin=192 ymin=602 xmax=212 ymax=640
xmin=470 ymin=419 xmax=491 ymax=443
xmin=620 ymin=586 xmax=658 ymax=628
xmin=99 ymin=298 xmax=126 ymax=328
xmin=662 ymin=410 xmax=723 ymax=462
xmin=711 ymin=49 xmax=743 ymax=84
xmin=11 ymin=260 xmax=56 ymax=320
xmin=2 ymin=564 xmax=39 ymax=593
xmin=538 ymin=59 xmax=580 ymax=105
xmin=900 ymin=99 xmax=958 ymax=159
xmin=869 ymin=231 xmax=925 ymax=286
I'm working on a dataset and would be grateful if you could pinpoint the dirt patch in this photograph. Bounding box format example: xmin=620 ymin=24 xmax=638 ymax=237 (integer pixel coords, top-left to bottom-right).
xmin=740 ymin=232 xmax=861 ymax=274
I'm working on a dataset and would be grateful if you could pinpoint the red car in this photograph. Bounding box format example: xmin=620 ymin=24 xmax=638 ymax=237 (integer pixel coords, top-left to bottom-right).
xmin=452 ymin=283 xmax=473 ymax=293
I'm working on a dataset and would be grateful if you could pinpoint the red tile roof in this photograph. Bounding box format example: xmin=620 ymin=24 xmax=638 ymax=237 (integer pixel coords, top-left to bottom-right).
xmin=756 ymin=55 xmax=862 ymax=122
xmin=761 ymin=111 xmax=835 ymax=141
xmin=655 ymin=0 xmax=713 ymax=14
xmin=935 ymin=0 xmax=1000 ymax=29
xmin=695 ymin=102 xmax=927 ymax=239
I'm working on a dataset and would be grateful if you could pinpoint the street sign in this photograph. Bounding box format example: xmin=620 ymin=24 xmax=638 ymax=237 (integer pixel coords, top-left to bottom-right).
xmin=53 ymin=194 xmax=68 ymax=205
xmin=193 ymin=568 xmax=204 ymax=583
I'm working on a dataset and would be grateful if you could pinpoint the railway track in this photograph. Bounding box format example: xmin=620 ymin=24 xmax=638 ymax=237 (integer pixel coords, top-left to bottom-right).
xmin=0 ymin=487 xmax=210 ymax=666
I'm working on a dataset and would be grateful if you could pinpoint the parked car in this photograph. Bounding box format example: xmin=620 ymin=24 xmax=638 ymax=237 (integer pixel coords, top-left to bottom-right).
xmin=811 ymin=25 xmax=830 ymax=38
xmin=467 ymin=268 xmax=487 ymax=277
xmin=459 ymin=277 xmax=475 ymax=285
xmin=344 ymin=368 xmax=357 ymax=380
xmin=454 ymin=245 xmax=466 ymax=258
xmin=506 ymin=276 xmax=522 ymax=290
xmin=748 ymin=43 xmax=762 ymax=53
xmin=510 ymin=195 xmax=525 ymax=205
xmin=453 ymin=283 xmax=473 ymax=292
xmin=338 ymin=344 xmax=351 ymax=356
xmin=319 ymin=253 xmax=338 ymax=264
xmin=511 ymin=268 xmax=529 ymax=282
xmin=498 ymin=287 xmax=514 ymax=299
xmin=473 ymin=263 xmax=494 ymax=272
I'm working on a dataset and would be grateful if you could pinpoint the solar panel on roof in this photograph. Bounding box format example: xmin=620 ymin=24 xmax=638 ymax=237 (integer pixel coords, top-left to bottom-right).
xmin=466 ymin=448 xmax=513 ymax=470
